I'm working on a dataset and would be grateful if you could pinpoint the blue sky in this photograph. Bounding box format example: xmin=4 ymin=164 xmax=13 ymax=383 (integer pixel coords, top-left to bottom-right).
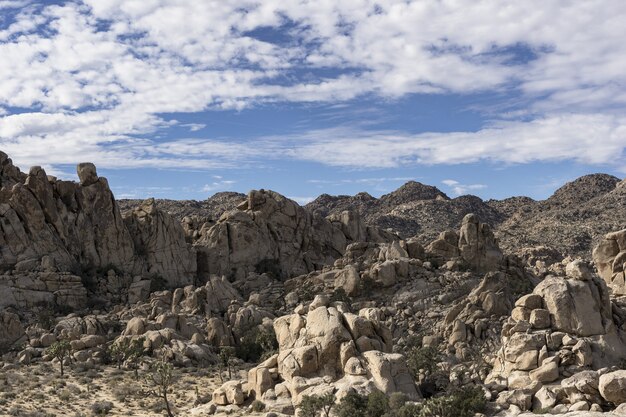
xmin=1 ymin=1 xmax=625 ymax=203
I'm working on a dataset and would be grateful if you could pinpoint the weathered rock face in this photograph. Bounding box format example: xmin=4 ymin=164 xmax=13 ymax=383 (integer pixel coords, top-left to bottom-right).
xmin=593 ymin=229 xmax=626 ymax=295
xmin=238 ymin=300 xmax=419 ymax=410
xmin=458 ymin=213 xmax=504 ymax=272
xmin=489 ymin=268 xmax=626 ymax=389
xmin=0 ymin=154 xmax=198 ymax=312
xmin=123 ymin=198 xmax=196 ymax=287
xmin=0 ymin=158 xmax=137 ymax=273
xmin=599 ymin=370 xmax=626 ymax=405
xmin=193 ymin=190 xmax=395 ymax=281
xmin=426 ymin=213 xmax=503 ymax=272
xmin=0 ymin=311 xmax=26 ymax=351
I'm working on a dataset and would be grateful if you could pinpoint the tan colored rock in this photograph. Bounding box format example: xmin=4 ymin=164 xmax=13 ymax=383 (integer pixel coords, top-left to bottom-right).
xmin=593 ymin=229 xmax=626 ymax=294
xmin=206 ymin=317 xmax=234 ymax=347
xmin=599 ymin=370 xmax=626 ymax=404
xmin=212 ymin=380 xmax=245 ymax=405
xmin=458 ymin=213 xmax=503 ymax=272
xmin=529 ymin=309 xmax=550 ymax=329
xmin=534 ymin=275 xmax=610 ymax=337
xmin=362 ymin=351 xmax=420 ymax=400
xmin=123 ymin=198 xmax=196 ymax=287
xmin=0 ymin=312 xmax=25 ymax=351
xmin=515 ymin=294 xmax=543 ymax=310
xmin=194 ymin=190 xmax=393 ymax=281
xmin=529 ymin=361 xmax=559 ymax=383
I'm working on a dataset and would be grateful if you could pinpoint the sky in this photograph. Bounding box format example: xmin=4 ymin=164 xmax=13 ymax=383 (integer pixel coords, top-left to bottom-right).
xmin=1 ymin=1 xmax=625 ymax=204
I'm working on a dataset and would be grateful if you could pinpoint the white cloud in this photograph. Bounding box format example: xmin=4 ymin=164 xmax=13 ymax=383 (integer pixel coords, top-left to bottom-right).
xmin=274 ymin=114 xmax=626 ymax=169
xmin=441 ymin=180 xmax=486 ymax=196
xmin=181 ymin=123 xmax=206 ymax=132
xmin=0 ymin=1 xmax=626 ymax=174
xmin=202 ymin=180 xmax=236 ymax=193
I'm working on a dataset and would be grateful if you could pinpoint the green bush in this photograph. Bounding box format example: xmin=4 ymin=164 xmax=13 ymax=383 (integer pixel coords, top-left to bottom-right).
xmin=334 ymin=391 xmax=367 ymax=417
xmin=329 ymin=288 xmax=352 ymax=304
xmin=299 ymin=393 xmax=335 ymax=417
xmin=149 ymin=273 xmax=168 ymax=292
xmin=366 ymin=390 xmax=389 ymax=417
xmin=406 ymin=346 xmax=439 ymax=376
xmin=235 ymin=326 xmax=278 ymax=362
xmin=418 ymin=386 xmax=486 ymax=417
xmin=250 ymin=399 xmax=266 ymax=412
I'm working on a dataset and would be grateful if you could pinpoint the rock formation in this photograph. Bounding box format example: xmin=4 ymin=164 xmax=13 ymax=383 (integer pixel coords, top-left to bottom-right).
xmin=593 ymin=229 xmax=626 ymax=294
xmin=193 ymin=189 xmax=395 ymax=282
xmin=123 ymin=198 xmax=196 ymax=287
xmin=212 ymin=297 xmax=419 ymax=412
xmin=426 ymin=213 xmax=504 ymax=272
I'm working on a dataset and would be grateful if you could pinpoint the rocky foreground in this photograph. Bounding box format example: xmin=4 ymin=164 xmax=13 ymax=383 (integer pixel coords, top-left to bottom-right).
xmin=2 ymin=150 xmax=626 ymax=417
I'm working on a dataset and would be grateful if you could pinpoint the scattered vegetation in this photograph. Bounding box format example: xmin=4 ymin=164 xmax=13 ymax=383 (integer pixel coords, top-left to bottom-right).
xmin=250 ymin=399 xmax=266 ymax=412
xmin=217 ymin=346 xmax=236 ymax=382
xmin=299 ymin=392 xmax=335 ymax=417
xmin=235 ymin=326 xmax=278 ymax=362
xmin=144 ymin=360 xmax=176 ymax=417
xmin=108 ymin=337 xmax=145 ymax=378
xmin=90 ymin=400 xmax=113 ymax=416
xmin=47 ymin=339 xmax=72 ymax=376
xmin=418 ymin=386 xmax=486 ymax=417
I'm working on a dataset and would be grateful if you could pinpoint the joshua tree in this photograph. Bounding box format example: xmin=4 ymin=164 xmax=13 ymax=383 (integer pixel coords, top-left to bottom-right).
xmin=47 ymin=339 xmax=71 ymax=376
xmin=218 ymin=346 xmax=236 ymax=381
xmin=109 ymin=337 xmax=145 ymax=378
xmin=145 ymin=359 xmax=176 ymax=417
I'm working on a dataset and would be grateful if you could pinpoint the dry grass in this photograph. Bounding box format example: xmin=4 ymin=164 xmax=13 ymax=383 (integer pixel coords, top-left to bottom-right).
xmin=0 ymin=361 xmax=231 ymax=417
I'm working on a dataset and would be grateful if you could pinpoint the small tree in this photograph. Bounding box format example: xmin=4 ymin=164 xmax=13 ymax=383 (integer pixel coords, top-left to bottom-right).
xmin=218 ymin=346 xmax=236 ymax=381
xmin=299 ymin=392 xmax=335 ymax=417
xmin=145 ymin=359 xmax=176 ymax=417
xmin=335 ymin=391 xmax=367 ymax=417
xmin=109 ymin=337 xmax=145 ymax=378
xmin=366 ymin=390 xmax=390 ymax=417
xmin=47 ymin=339 xmax=72 ymax=376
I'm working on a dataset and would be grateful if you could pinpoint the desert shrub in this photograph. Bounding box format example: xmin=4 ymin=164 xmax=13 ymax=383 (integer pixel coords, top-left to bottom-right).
xmin=235 ymin=326 xmax=278 ymax=362
xmin=388 ymin=392 xmax=407 ymax=410
xmin=255 ymin=258 xmax=282 ymax=279
xmin=145 ymin=360 xmax=176 ymax=417
xmin=334 ymin=391 xmax=367 ymax=417
xmin=250 ymin=399 xmax=266 ymax=412
xmin=366 ymin=390 xmax=389 ymax=417
xmin=149 ymin=273 xmax=168 ymax=292
xmin=108 ymin=337 xmax=145 ymax=375
xmin=406 ymin=346 xmax=439 ymax=376
xmin=90 ymin=400 xmax=113 ymax=416
xmin=299 ymin=392 xmax=335 ymax=417
xmin=358 ymin=275 xmax=376 ymax=296
xmin=418 ymin=386 xmax=486 ymax=417
xmin=394 ymin=403 xmax=422 ymax=417
xmin=329 ymin=288 xmax=352 ymax=304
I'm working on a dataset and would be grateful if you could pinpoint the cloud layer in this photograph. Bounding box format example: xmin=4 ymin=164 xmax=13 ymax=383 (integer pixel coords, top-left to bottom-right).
xmin=1 ymin=0 xmax=626 ymax=174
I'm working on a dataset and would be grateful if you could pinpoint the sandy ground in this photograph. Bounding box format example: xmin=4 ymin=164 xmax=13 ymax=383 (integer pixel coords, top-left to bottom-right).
xmin=0 ymin=361 xmax=246 ymax=417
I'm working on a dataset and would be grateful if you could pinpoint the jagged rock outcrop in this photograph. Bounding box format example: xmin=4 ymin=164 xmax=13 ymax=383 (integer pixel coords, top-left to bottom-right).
xmin=0 ymin=155 xmax=136 ymax=272
xmin=426 ymin=213 xmax=503 ymax=272
xmin=0 ymin=153 xmax=198 ymax=314
xmin=212 ymin=298 xmax=419 ymax=412
xmin=0 ymin=311 xmax=26 ymax=351
xmin=193 ymin=189 xmax=395 ymax=281
xmin=593 ymin=229 xmax=626 ymax=295
xmin=488 ymin=261 xmax=626 ymax=412
xmin=123 ymin=198 xmax=196 ymax=287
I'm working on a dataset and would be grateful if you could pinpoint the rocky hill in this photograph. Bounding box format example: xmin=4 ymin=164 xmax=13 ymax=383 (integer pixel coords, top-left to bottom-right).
xmin=307 ymin=174 xmax=625 ymax=259
xmin=3 ymin=150 xmax=626 ymax=417
xmin=118 ymin=191 xmax=246 ymax=222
